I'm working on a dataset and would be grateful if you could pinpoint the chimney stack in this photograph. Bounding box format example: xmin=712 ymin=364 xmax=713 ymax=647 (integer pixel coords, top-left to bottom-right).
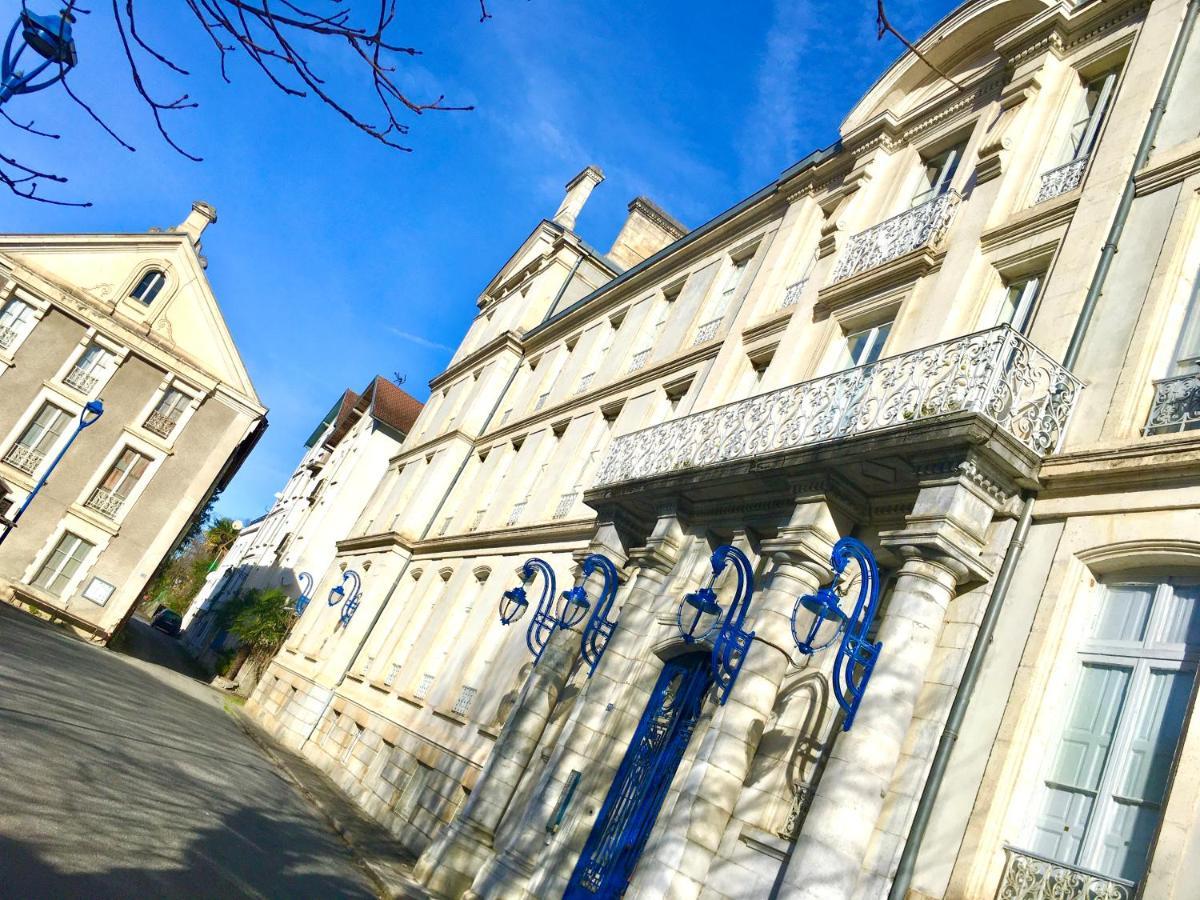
xmin=607 ymin=196 xmax=687 ymax=270
xmin=175 ymin=201 xmax=217 ymax=246
xmin=552 ymin=166 xmax=604 ymax=231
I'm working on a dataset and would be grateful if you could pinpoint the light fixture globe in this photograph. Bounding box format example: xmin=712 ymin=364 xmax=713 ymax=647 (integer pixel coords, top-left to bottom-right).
xmin=677 ymin=585 xmax=722 ymax=643
xmin=327 ymin=583 xmax=345 ymax=606
xmin=557 ymin=585 xmax=590 ymax=629
xmin=791 ymin=585 xmax=849 ymax=655
xmin=80 ymin=399 xmax=104 ymax=427
xmin=499 ymin=584 xmax=529 ymax=626
xmin=21 ymin=9 xmax=77 ymax=66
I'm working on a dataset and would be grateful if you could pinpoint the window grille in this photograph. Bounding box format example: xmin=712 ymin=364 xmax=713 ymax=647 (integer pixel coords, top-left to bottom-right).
xmin=452 ymin=686 xmax=478 ymax=717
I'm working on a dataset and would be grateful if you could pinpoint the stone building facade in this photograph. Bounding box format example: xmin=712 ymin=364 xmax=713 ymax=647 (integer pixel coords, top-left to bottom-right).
xmin=0 ymin=205 xmax=266 ymax=642
xmin=248 ymin=1 xmax=1200 ymax=897
xmin=181 ymin=377 xmax=421 ymax=681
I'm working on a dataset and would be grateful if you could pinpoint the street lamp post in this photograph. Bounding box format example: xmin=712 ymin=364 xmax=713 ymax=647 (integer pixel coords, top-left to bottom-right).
xmin=0 ymin=399 xmax=102 ymax=547
xmin=0 ymin=8 xmax=78 ymax=106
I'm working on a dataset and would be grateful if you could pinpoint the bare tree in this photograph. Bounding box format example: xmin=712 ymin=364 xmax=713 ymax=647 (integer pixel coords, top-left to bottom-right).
xmin=2 ymin=1 xmax=489 ymax=206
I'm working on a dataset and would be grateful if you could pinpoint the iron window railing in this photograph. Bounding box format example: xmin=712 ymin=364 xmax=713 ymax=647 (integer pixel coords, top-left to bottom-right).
xmin=996 ymin=846 xmax=1135 ymax=900
xmin=1036 ymin=156 xmax=1089 ymax=205
xmin=507 ymin=500 xmax=527 ymax=527
xmin=596 ymin=325 xmax=1081 ymax=487
xmin=692 ymin=317 xmax=723 ymax=346
xmin=779 ymin=279 xmax=808 ymax=311
xmin=144 ymin=411 xmax=177 ymax=438
xmin=4 ymin=443 xmax=43 ymax=475
xmin=451 ymin=685 xmax=478 ymax=717
xmin=576 ymin=372 xmax=595 ymax=394
xmin=534 ymin=392 xmax=549 ymax=411
xmin=1144 ymin=371 xmax=1200 ymax=435
xmin=628 ymin=349 xmax=651 ymax=372
xmin=84 ymin=487 xmax=125 ymax=519
xmin=0 ymin=323 xmax=17 ymax=349
xmin=553 ymin=491 xmax=578 ymax=520
xmin=414 ymin=673 xmax=435 ymax=700
xmin=830 ymin=190 xmax=961 ymax=283
xmin=63 ymin=366 xmax=99 ymax=394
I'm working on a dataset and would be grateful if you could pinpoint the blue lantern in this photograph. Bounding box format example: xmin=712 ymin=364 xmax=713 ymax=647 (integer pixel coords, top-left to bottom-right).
xmin=676 ymin=545 xmax=757 ymax=706
xmin=500 ymin=558 xmax=558 ymax=662
xmin=0 ymin=9 xmax=78 ymax=106
xmin=295 ymin=571 xmax=313 ymax=615
xmin=579 ymin=554 xmax=619 ymax=677
xmin=328 ymin=570 xmax=362 ymax=627
xmin=790 ymin=537 xmax=883 ymax=731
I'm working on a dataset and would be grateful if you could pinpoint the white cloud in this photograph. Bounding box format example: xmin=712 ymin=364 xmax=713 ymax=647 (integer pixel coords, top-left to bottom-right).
xmin=389 ymin=328 xmax=455 ymax=352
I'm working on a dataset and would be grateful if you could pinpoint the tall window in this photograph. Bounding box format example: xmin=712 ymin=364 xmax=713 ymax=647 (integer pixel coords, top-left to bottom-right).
xmin=1065 ymin=70 xmax=1119 ymax=165
xmin=65 ymin=343 xmax=112 ymax=393
xmin=1170 ymin=277 xmax=1200 ymax=377
xmin=912 ymin=142 xmax=965 ymax=206
xmin=33 ymin=533 xmax=95 ymax=596
xmin=0 ymin=297 xmax=33 ymax=348
xmin=146 ymin=388 xmax=189 ymax=437
xmin=129 ymin=269 xmax=166 ymax=305
xmin=1029 ymin=577 xmax=1199 ymax=884
xmin=89 ymin=448 xmax=151 ymax=518
xmin=5 ymin=403 xmax=70 ymax=473
xmin=74 ymin=343 xmax=110 ymax=375
xmin=997 ymin=274 xmax=1042 ymax=335
xmin=841 ymin=321 xmax=893 ymax=369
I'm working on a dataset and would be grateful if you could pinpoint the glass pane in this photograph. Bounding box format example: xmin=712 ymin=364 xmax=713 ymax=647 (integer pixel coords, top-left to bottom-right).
xmin=845 ymin=330 xmax=871 ymax=366
xmin=864 ymin=322 xmax=892 ymax=364
xmin=1118 ymin=669 xmax=1191 ymax=804
xmin=1158 ymin=584 xmax=1200 ymax=645
xmin=1050 ymin=664 xmax=1131 ymax=791
xmin=1096 ymin=800 xmax=1162 ymax=882
xmin=1094 ymin=584 xmax=1154 ymax=642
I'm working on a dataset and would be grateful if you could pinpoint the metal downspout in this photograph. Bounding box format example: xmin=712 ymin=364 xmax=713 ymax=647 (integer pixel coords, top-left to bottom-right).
xmin=889 ymin=1 xmax=1199 ymax=895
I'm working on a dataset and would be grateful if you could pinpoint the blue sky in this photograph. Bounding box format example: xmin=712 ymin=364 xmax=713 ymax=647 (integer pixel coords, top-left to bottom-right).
xmin=6 ymin=0 xmax=961 ymax=521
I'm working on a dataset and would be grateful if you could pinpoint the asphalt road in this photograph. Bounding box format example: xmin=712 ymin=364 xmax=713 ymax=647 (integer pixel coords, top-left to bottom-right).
xmin=0 ymin=604 xmax=377 ymax=899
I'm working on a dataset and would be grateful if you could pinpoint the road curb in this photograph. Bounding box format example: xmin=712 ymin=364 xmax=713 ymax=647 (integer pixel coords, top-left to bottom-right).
xmin=231 ymin=708 xmax=431 ymax=899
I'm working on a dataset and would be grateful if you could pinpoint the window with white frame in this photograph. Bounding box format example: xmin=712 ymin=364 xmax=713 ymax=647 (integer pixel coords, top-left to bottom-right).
xmin=87 ymin=448 xmax=152 ymax=519
xmin=0 ymin=296 xmax=34 ymax=350
xmin=911 ymin=142 xmax=965 ymax=206
xmin=1063 ymin=69 xmax=1119 ymax=166
xmin=1026 ymin=576 xmax=1199 ymax=885
xmin=5 ymin=402 xmax=71 ymax=474
xmin=695 ymin=257 xmax=749 ymax=345
xmin=145 ymin=387 xmax=189 ymax=438
xmin=997 ymin=274 xmax=1042 ymax=335
xmin=129 ymin=269 xmax=166 ymax=306
xmin=839 ymin=320 xmax=893 ymax=370
xmin=65 ymin=342 xmax=113 ymax=394
xmin=32 ymin=532 xmax=95 ymax=596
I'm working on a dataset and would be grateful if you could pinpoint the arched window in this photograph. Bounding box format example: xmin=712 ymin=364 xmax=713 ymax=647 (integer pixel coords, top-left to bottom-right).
xmin=129 ymin=269 xmax=166 ymax=305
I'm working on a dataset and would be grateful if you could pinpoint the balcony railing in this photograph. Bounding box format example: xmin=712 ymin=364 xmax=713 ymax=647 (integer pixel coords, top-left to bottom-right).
xmin=144 ymin=411 xmax=178 ymax=438
xmin=414 ymin=673 xmax=435 ymax=700
xmin=507 ymin=500 xmax=527 ymax=527
xmin=4 ymin=443 xmax=43 ymax=475
xmin=996 ymin=846 xmax=1135 ymax=900
xmin=64 ymin=366 xmax=99 ymax=394
xmin=693 ymin=317 xmax=723 ymax=346
xmin=1036 ymin=156 xmax=1089 ymax=205
xmin=629 ymin=349 xmax=651 ymax=372
xmin=452 ymin=685 xmax=478 ymax=716
xmin=831 ymin=190 xmax=961 ymax=284
xmin=470 ymin=509 xmax=486 ymax=531
xmin=553 ymin=491 xmax=578 ymax=520
xmin=779 ymin=278 xmax=808 ymax=311
xmin=84 ymin=487 xmax=125 ymax=519
xmin=595 ymin=325 xmax=1081 ymax=487
xmin=534 ymin=392 xmax=549 ymax=411
xmin=1144 ymin=371 xmax=1200 ymax=435
xmin=576 ymin=372 xmax=595 ymax=394
xmin=0 ymin=323 xmax=17 ymax=349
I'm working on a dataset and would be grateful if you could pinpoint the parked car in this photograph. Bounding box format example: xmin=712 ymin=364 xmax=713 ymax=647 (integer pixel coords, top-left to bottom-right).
xmin=151 ymin=608 xmax=182 ymax=637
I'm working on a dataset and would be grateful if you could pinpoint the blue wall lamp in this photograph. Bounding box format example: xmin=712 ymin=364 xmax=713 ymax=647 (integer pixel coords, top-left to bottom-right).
xmin=578 ymin=553 xmax=619 ymax=678
xmin=329 ymin=569 xmax=362 ymax=627
xmin=294 ymin=571 xmax=313 ymax=615
xmin=499 ymin=557 xmax=558 ymax=662
xmin=678 ymin=545 xmax=757 ymax=706
xmin=0 ymin=7 xmax=77 ymax=106
xmin=790 ymin=536 xmax=883 ymax=731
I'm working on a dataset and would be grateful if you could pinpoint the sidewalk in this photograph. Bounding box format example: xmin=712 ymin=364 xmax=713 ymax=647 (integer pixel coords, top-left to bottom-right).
xmin=234 ymin=710 xmax=434 ymax=899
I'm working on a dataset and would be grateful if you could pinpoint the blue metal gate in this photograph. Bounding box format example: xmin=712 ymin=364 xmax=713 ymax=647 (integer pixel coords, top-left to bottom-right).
xmin=565 ymin=652 xmax=713 ymax=898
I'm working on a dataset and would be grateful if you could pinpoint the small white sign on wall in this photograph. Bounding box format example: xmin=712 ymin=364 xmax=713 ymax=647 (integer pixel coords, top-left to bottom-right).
xmin=82 ymin=577 xmax=114 ymax=606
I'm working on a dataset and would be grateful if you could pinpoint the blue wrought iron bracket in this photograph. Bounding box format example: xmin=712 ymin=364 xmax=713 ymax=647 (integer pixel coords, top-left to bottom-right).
xmin=295 ymin=571 xmax=313 ymax=615
xmin=579 ymin=553 xmax=619 ymax=678
xmin=790 ymin=536 xmax=883 ymax=731
xmin=499 ymin=558 xmax=558 ymax=662
xmin=676 ymin=545 xmax=757 ymax=706
xmin=330 ymin=570 xmax=362 ymax=627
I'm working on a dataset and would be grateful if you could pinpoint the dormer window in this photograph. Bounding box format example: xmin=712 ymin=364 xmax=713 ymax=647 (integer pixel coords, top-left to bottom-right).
xmin=130 ymin=269 xmax=166 ymax=306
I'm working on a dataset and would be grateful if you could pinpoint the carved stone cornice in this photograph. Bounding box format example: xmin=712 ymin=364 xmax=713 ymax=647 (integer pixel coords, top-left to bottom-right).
xmin=428 ymin=330 xmax=523 ymax=391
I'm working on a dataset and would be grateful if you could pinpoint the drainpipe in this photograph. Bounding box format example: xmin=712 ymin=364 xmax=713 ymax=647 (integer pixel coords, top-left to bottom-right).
xmin=889 ymin=2 xmax=1198 ymax=895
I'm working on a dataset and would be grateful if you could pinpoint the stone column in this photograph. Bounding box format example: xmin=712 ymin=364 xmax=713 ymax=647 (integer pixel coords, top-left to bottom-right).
xmin=468 ymin=512 xmax=687 ymax=899
xmin=630 ymin=497 xmax=843 ymax=900
xmin=778 ymin=462 xmax=1000 ymax=900
xmin=413 ymin=622 xmax=579 ymax=897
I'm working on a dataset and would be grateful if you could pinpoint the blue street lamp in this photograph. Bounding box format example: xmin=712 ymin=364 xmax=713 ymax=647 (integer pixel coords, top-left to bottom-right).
xmin=499 ymin=557 xmax=559 ymax=662
xmin=1 ymin=8 xmax=78 ymax=106
xmin=676 ymin=545 xmax=757 ymax=705
xmin=790 ymin=537 xmax=884 ymax=731
xmin=328 ymin=569 xmax=362 ymax=627
xmin=294 ymin=571 xmax=314 ymax=615
xmin=0 ymin=399 xmax=102 ymax=547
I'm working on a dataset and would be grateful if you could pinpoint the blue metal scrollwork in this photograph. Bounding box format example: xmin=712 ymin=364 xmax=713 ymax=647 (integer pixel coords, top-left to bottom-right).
xmin=790 ymin=536 xmax=882 ymax=731
xmin=579 ymin=554 xmax=619 ymax=678
xmin=499 ymin=558 xmax=558 ymax=662
xmin=676 ymin=545 xmax=757 ymax=705
xmin=295 ymin=571 xmax=313 ymax=615
xmin=329 ymin=570 xmax=362 ymax=627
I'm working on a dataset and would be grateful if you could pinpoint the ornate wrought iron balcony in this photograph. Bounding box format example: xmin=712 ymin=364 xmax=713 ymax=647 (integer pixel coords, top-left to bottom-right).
xmin=84 ymin=487 xmax=125 ymax=519
xmin=0 ymin=323 xmax=17 ymax=349
xmin=451 ymin=685 xmax=478 ymax=716
xmin=996 ymin=846 xmax=1134 ymax=900
xmin=693 ymin=317 xmax=723 ymax=345
xmin=507 ymin=500 xmax=527 ymax=526
xmin=628 ymin=349 xmax=650 ymax=372
xmin=595 ymin=325 xmax=1080 ymax=487
xmin=144 ymin=411 xmax=177 ymax=438
xmin=779 ymin=279 xmax=808 ymax=311
xmin=63 ymin=366 xmax=99 ymax=394
xmin=1145 ymin=370 xmax=1200 ymax=434
xmin=553 ymin=491 xmax=578 ymax=520
xmin=4 ymin=443 xmax=43 ymax=475
xmin=830 ymin=190 xmax=961 ymax=283
xmin=1036 ymin=156 xmax=1089 ymax=205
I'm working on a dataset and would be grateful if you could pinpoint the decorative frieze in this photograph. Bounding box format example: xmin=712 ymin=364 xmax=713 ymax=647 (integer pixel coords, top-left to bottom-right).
xmin=595 ymin=325 xmax=1080 ymax=487
xmin=830 ymin=190 xmax=961 ymax=283
xmin=1144 ymin=371 xmax=1200 ymax=434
